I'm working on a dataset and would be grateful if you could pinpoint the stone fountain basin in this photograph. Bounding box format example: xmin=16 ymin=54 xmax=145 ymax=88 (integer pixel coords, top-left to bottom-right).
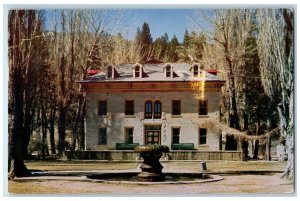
xmin=86 ymin=172 xmax=223 ymax=184
xmin=134 ymin=145 xmax=170 ymax=153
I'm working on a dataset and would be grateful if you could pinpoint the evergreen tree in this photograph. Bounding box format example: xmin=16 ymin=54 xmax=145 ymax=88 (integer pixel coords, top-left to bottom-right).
xmin=168 ymin=35 xmax=179 ymax=62
xmin=152 ymin=33 xmax=171 ymax=61
xmin=153 ymin=37 xmax=163 ymax=60
xmin=183 ymin=29 xmax=190 ymax=47
xmin=136 ymin=22 xmax=153 ymax=62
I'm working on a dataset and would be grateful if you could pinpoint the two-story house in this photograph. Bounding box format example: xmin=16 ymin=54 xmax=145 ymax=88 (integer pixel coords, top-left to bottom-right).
xmin=80 ymin=62 xmax=228 ymax=153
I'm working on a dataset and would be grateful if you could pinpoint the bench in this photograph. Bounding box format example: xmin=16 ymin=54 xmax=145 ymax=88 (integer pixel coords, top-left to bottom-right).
xmin=171 ymin=143 xmax=195 ymax=150
xmin=116 ymin=143 xmax=139 ymax=150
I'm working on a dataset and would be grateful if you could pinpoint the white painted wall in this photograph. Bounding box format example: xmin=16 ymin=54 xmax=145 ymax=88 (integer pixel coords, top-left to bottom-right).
xmin=85 ymin=91 xmax=222 ymax=151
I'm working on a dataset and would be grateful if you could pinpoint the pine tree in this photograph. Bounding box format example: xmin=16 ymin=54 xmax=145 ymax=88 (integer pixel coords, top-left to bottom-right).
xmin=183 ymin=29 xmax=190 ymax=47
xmin=168 ymin=35 xmax=179 ymax=62
xmin=136 ymin=22 xmax=153 ymax=62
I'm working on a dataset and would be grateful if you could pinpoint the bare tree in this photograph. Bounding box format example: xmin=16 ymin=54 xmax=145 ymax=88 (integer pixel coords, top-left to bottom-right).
xmin=256 ymin=9 xmax=294 ymax=178
xmin=8 ymin=10 xmax=46 ymax=177
xmin=192 ymin=10 xmax=258 ymax=154
xmin=110 ymin=34 xmax=144 ymax=64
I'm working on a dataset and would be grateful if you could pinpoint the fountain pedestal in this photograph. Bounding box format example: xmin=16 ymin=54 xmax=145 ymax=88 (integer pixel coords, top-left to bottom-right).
xmin=134 ymin=145 xmax=169 ymax=181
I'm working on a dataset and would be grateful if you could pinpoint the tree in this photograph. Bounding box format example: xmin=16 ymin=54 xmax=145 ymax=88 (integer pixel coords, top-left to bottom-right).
xmin=153 ymin=33 xmax=169 ymax=61
xmin=168 ymin=35 xmax=180 ymax=62
xmin=110 ymin=33 xmax=144 ymax=64
xmin=177 ymin=29 xmax=191 ymax=62
xmin=256 ymin=9 xmax=294 ymax=178
xmin=183 ymin=29 xmax=190 ymax=47
xmin=194 ymin=9 xmax=274 ymax=155
xmin=196 ymin=10 xmax=253 ymax=133
xmin=46 ymin=10 xmax=124 ymax=152
xmin=136 ymin=22 xmax=153 ymax=62
xmin=185 ymin=31 xmax=207 ymax=62
xmin=8 ymin=10 xmax=46 ymax=177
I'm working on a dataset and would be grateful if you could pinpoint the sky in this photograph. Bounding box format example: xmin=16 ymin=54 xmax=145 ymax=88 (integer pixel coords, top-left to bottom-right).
xmin=119 ymin=9 xmax=198 ymax=43
xmin=42 ymin=7 xmax=209 ymax=42
xmin=44 ymin=9 xmax=204 ymax=44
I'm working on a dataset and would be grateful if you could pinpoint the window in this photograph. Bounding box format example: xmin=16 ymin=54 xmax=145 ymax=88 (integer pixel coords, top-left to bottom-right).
xmin=135 ymin=65 xmax=140 ymax=78
xmin=199 ymin=100 xmax=208 ymax=115
xmin=193 ymin=65 xmax=199 ymax=77
xmin=172 ymin=127 xmax=180 ymax=144
xmin=199 ymin=128 xmax=207 ymax=145
xmin=172 ymin=100 xmax=181 ymax=115
xmin=99 ymin=128 xmax=107 ymax=145
xmin=107 ymin=66 xmax=112 ymax=78
xmin=125 ymin=100 xmax=134 ymax=115
xmin=145 ymin=100 xmax=152 ymax=119
xmin=144 ymin=100 xmax=162 ymax=119
xmin=98 ymin=100 xmax=107 ymax=116
xmin=154 ymin=100 xmax=162 ymax=119
xmin=166 ymin=65 xmax=171 ymax=77
xmin=125 ymin=127 xmax=134 ymax=144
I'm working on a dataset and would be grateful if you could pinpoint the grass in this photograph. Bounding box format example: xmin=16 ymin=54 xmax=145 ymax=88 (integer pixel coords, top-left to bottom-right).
xmin=7 ymin=160 xmax=292 ymax=194
xmin=25 ymin=160 xmax=137 ymax=171
xmin=24 ymin=160 xmax=287 ymax=172
xmin=166 ymin=160 xmax=288 ymax=172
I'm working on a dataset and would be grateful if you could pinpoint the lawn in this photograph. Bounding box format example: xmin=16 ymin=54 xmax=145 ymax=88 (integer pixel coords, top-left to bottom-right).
xmin=7 ymin=160 xmax=294 ymax=195
xmin=23 ymin=160 xmax=288 ymax=172
xmin=24 ymin=160 xmax=137 ymax=171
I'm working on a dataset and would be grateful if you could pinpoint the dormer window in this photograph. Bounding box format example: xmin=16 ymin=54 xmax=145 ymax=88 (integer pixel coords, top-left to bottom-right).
xmin=133 ymin=63 xmax=142 ymax=78
xmin=193 ymin=65 xmax=199 ymax=77
xmin=192 ymin=63 xmax=200 ymax=77
xmin=106 ymin=65 xmax=120 ymax=79
xmin=135 ymin=66 xmax=140 ymax=77
xmin=107 ymin=65 xmax=113 ymax=78
xmin=164 ymin=63 xmax=173 ymax=78
xmin=166 ymin=66 xmax=171 ymax=77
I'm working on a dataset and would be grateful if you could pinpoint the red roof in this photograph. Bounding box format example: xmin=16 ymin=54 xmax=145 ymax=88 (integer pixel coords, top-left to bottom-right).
xmin=205 ymin=69 xmax=218 ymax=75
xmin=87 ymin=69 xmax=102 ymax=76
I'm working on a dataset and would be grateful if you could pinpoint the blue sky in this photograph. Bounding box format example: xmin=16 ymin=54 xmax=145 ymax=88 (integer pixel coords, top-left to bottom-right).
xmin=120 ymin=9 xmax=197 ymax=43
xmin=44 ymin=9 xmax=208 ymax=43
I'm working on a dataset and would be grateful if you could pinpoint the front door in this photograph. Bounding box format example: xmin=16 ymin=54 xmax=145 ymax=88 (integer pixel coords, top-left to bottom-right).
xmin=144 ymin=125 xmax=161 ymax=145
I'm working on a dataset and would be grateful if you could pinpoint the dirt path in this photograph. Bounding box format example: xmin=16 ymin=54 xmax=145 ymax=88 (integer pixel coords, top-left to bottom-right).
xmin=8 ymin=173 xmax=293 ymax=195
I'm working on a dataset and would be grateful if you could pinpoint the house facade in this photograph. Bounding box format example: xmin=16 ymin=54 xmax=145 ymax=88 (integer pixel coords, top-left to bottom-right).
xmin=80 ymin=63 xmax=226 ymax=151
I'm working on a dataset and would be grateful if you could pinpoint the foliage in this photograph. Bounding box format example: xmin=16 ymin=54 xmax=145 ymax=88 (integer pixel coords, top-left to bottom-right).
xmin=136 ymin=22 xmax=153 ymax=62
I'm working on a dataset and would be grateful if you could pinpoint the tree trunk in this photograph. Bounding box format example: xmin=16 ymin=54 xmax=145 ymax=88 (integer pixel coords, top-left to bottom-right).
xmin=265 ymin=134 xmax=271 ymax=161
xmin=280 ymin=9 xmax=294 ymax=179
xmin=71 ymin=95 xmax=84 ymax=150
xmin=8 ymin=10 xmax=31 ymax=178
xmin=49 ymin=107 xmax=56 ymax=154
xmin=253 ymin=120 xmax=261 ymax=159
xmin=279 ymin=90 xmax=294 ymax=178
xmin=241 ymin=139 xmax=249 ymax=161
xmin=57 ymin=105 xmax=67 ymax=155
xmin=9 ymin=70 xmax=31 ymax=178
xmin=79 ymin=105 xmax=86 ymax=150
xmin=222 ymin=25 xmax=240 ymax=130
xmin=22 ymin=106 xmax=33 ymax=159
xmin=252 ymin=140 xmax=259 ymax=160
xmin=41 ymin=101 xmax=48 ymax=160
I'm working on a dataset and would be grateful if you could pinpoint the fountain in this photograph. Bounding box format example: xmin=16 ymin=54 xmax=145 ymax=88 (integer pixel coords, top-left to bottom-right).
xmin=134 ymin=145 xmax=169 ymax=181
xmin=83 ymin=145 xmax=223 ymax=184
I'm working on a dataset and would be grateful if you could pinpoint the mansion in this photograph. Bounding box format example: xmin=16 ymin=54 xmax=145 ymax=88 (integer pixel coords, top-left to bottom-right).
xmin=80 ymin=62 xmax=228 ymax=153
